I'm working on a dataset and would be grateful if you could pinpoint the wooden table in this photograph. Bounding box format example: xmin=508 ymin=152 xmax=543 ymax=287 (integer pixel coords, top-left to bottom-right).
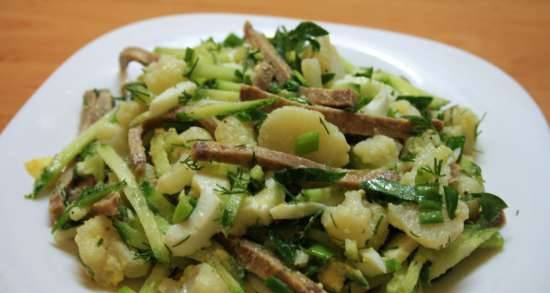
xmin=1 ymin=0 xmax=548 ymax=130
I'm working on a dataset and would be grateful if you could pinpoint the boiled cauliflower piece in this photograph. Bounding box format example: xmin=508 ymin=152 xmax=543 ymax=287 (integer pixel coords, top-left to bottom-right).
xmin=181 ymin=264 xmax=229 ymax=293
xmin=258 ymin=106 xmax=350 ymax=167
xmin=74 ymin=216 xmax=150 ymax=287
xmin=352 ymin=135 xmax=401 ymax=168
xmin=165 ymin=174 xmax=225 ymax=257
xmin=143 ymin=55 xmax=186 ymax=94
xmin=215 ymin=116 xmax=257 ymax=146
xmin=442 ymin=106 xmax=480 ymax=155
xmin=400 ymin=144 xmax=457 ymax=186
xmin=230 ymin=178 xmax=285 ymax=236
xmin=387 ymin=202 xmax=469 ymax=249
xmin=321 ymin=190 xmax=374 ymax=247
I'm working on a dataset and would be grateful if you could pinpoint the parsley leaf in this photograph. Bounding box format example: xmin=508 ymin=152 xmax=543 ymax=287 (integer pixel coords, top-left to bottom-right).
xmin=273 ymin=168 xmax=346 ymax=196
xmin=223 ymin=33 xmax=244 ymax=47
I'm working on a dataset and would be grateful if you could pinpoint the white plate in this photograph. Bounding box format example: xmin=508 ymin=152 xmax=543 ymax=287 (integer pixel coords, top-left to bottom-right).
xmin=0 ymin=13 xmax=548 ymax=293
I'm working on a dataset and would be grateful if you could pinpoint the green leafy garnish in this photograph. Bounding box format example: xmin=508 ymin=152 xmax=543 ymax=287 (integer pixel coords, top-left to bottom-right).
xmin=265 ymin=276 xmax=294 ymax=293
xmin=354 ymin=67 xmax=374 ymax=79
xmin=444 ymin=186 xmax=459 ymax=219
xmin=271 ymin=21 xmax=329 ymax=69
xmin=269 ymin=231 xmax=298 ymax=265
xmin=321 ymin=72 xmax=335 ymax=84
xmin=397 ymin=95 xmax=433 ymax=111
xmin=405 ymin=115 xmax=435 ymax=135
xmin=444 ymin=135 xmax=466 ymax=161
xmin=306 ymin=244 xmax=334 ymax=262
xmin=471 ymin=192 xmax=507 ymax=225
xmin=360 ymin=178 xmax=418 ymax=202
xmin=294 ymin=131 xmax=320 ymax=155
xmin=123 ymin=82 xmax=153 ymax=104
xmin=273 ymin=168 xmax=346 ymax=196
xmin=223 ymin=33 xmax=244 ymax=47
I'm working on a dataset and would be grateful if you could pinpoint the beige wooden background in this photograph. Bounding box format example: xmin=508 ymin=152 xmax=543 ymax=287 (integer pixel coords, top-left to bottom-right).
xmin=1 ymin=0 xmax=548 ymax=130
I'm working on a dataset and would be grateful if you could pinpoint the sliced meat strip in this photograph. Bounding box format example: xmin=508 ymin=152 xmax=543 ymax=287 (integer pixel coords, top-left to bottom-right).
xmin=298 ymin=87 xmax=358 ymax=108
xmin=241 ymin=86 xmax=444 ymax=139
xmin=244 ymin=21 xmax=292 ymax=84
xmin=79 ymin=89 xmax=114 ymax=132
xmin=220 ymin=238 xmax=326 ymax=293
xmin=191 ymin=141 xmax=397 ymax=189
xmin=119 ymin=47 xmax=159 ymax=83
xmin=252 ymin=61 xmax=276 ymax=90
xmin=119 ymin=47 xmax=159 ymax=74
xmin=128 ymin=126 xmax=147 ymax=178
xmin=91 ymin=192 xmax=121 ymax=217
xmin=197 ymin=117 xmax=219 ymax=137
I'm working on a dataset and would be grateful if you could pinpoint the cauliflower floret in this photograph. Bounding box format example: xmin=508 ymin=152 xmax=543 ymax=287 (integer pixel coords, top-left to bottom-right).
xmin=400 ymin=144 xmax=456 ymax=186
xmin=230 ymin=178 xmax=285 ymax=236
xmin=321 ymin=190 xmax=374 ymax=247
xmin=442 ymin=106 xmax=480 ymax=155
xmin=181 ymin=264 xmax=229 ymax=293
xmin=215 ymin=116 xmax=257 ymax=146
xmin=258 ymin=106 xmax=350 ymax=167
xmin=455 ymin=174 xmax=485 ymax=195
xmin=387 ymin=202 xmax=469 ymax=249
xmin=143 ymin=55 xmax=186 ymax=94
xmin=352 ymin=135 xmax=401 ymax=168
xmin=75 ymin=216 xmax=150 ymax=287
xmin=388 ymin=100 xmax=421 ymax=117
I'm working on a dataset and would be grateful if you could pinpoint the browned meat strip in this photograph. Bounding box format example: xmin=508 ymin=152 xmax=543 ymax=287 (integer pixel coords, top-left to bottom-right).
xmin=91 ymin=192 xmax=121 ymax=216
xmin=299 ymin=87 xmax=358 ymax=108
xmin=79 ymin=89 xmax=113 ymax=132
xmin=252 ymin=61 xmax=276 ymax=90
xmin=191 ymin=141 xmax=397 ymax=189
xmin=128 ymin=126 xmax=147 ymax=178
xmin=221 ymin=238 xmax=326 ymax=293
xmin=241 ymin=86 xmax=444 ymax=139
xmin=192 ymin=141 xmax=326 ymax=170
xmin=119 ymin=47 xmax=159 ymax=73
xmin=197 ymin=117 xmax=219 ymax=136
xmin=244 ymin=22 xmax=292 ymax=84
xmin=49 ymin=194 xmax=64 ymax=224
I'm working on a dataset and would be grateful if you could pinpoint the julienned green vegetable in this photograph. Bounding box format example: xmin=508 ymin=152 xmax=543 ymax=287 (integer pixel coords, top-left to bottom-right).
xmin=176 ymin=98 xmax=276 ymax=121
xmin=29 ymin=110 xmax=115 ymax=198
xmin=97 ymin=144 xmax=170 ymax=263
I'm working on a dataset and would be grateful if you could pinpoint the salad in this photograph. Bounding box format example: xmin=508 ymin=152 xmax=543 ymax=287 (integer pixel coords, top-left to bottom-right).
xmin=25 ymin=21 xmax=507 ymax=293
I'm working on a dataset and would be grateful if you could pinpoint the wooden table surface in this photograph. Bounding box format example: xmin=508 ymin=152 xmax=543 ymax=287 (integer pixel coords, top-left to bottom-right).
xmin=1 ymin=0 xmax=549 ymax=130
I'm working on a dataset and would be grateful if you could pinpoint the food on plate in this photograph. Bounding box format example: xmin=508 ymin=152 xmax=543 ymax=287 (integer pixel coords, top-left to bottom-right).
xmin=25 ymin=20 xmax=507 ymax=293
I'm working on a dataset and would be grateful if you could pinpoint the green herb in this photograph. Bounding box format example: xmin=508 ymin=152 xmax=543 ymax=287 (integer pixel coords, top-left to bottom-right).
xmin=474 ymin=112 xmax=487 ymax=141
xmin=354 ymin=67 xmax=374 ymax=79
xmin=360 ymin=177 xmax=418 ymax=202
xmin=172 ymin=235 xmax=191 ymax=248
xmin=234 ymin=108 xmax=268 ymax=126
xmin=96 ymin=238 xmax=103 ymax=247
xmin=271 ymin=21 xmax=329 ymax=69
xmin=444 ymin=186 xmax=459 ymax=219
xmin=183 ymin=48 xmax=199 ymax=78
xmin=321 ymin=72 xmax=335 ymax=84
xmin=123 ymin=82 xmax=153 ymax=104
xmin=419 ymin=261 xmax=432 ymax=286
xmin=306 ymin=244 xmax=334 ymax=262
xmin=460 ymin=158 xmax=483 ymax=180
xmin=397 ymin=96 xmax=433 ymax=111
xmin=180 ymin=155 xmax=202 ymax=171
xmin=269 ymin=231 xmax=298 ymax=265
xmin=399 ymin=151 xmax=416 ymax=162
xmin=385 ymin=258 xmax=401 ymax=272
xmin=349 ymin=95 xmax=372 ymax=112
xmin=223 ymin=33 xmax=244 ymax=47
xmin=265 ymin=276 xmax=294 ymax=293
xmin=200 ymin=78 xmax=219 ymax=89
xmin=52 ymin=181 xmax=126 ymax=232
xmin=444 ymin=135 xmax=466 ymax=161
xmin=234 ymin=69 xmax=252 ymax=84
xmin=419 ymin=210 xmax=444 ymax=224
xmin=417 ymin=158 xmax=444 ymax=184
xmin=273 ymin=168 xmax=346 ymax=196
xmin=294 ymin=131 xmax=320 ymax=155
xmin=471 ymin=192 xmax=507 ymax=225
xmin=405 ymin=115 xmax=435 ymax=135
xmin=140 ymin=180 xmax=175 ymax=221
xmin=319 ymin=118 xmax=330 ymax=135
